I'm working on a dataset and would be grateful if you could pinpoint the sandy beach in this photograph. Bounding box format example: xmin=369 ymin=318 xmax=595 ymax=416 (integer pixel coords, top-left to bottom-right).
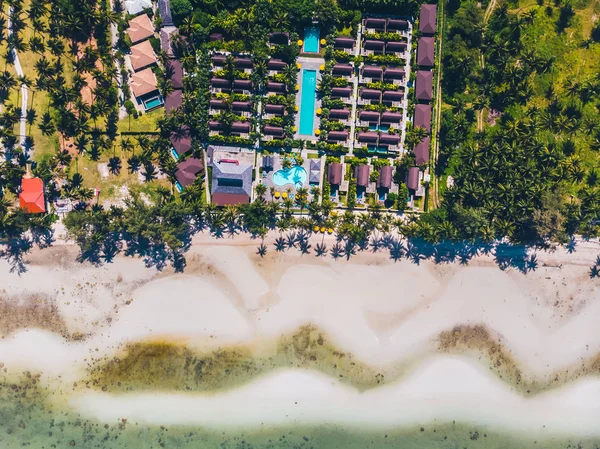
xmin=1 ymin=234 xmax=600 ymax=441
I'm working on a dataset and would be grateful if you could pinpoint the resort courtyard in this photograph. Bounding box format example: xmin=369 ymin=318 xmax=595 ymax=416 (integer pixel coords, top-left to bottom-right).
xmin=258 ymin=153 xmax=324 ymax=201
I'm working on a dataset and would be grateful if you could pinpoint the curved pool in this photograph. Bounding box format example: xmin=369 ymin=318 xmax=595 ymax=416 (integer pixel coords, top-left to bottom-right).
xmin=272 ymin=165 xmax=308 ymax=188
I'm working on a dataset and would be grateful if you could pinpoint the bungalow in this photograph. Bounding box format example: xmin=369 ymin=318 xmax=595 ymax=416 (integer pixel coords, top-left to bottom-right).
xmin=329 ymin=108 xmax=351 ymax=125
xmin=268 ymin=58 xmax=287 ymax=76
xmin=414 ymin=137 xmax=430 ymax=165
xmin=159 ymin=27 xmax=177 ymax=58
xmin=360 ymin=65 xmax=383 ymax=83
xmin=358 ymin=88 xmax=381 ymax=105
xmin=209 ymin=99 xmax=227 ymax=114
xmin=131 ymin=68 xmax=163 ymax=110
xmin=262 ymin=155 xmax=274 ymax=171
xmin=331 ymin=87 xmax=353 ymax=104
xmin=383 ymin=67 xmax=405 ymax=85
xmin=167 ymin=59 xmax=184 ymax=89
xmin=420 ymin=4 xmax=438 ymax=36
xmin=19 ymin=177 xmax=45 ymax=213
xmin=235 ymin=57 xmax=253 ymax=74
xmin=377 ymin=165 xmax=393 ymax=191
xmin=355 ymin=131 xmax=379 ymax=148
xmin=126 ymin=14 xmax=154 ymax=45
xmin=386 ymin=19 xmax=409 ymax=32
xmin=364 ymin=17 xmax=386 ymax=33
xmin=334 ymin=37 xmax=355 ymax=53
xmin=417 ymin=37 xmax=435 ymax=68
xmin=406 ymin=166 xmax=421 ymax=192
xmin=209 ymin=33 xmax=223 ymax=42
xmin=355 ymin=164 xmax=370 ymax=188
xmin=211 ymin=160 xmax=253 ymax=206
xmin=124 ymin=0 xmax=152 ymax=16
xmin=381 ymin=111 xmax=402 ymax=125
xmin=266 ymin=81 xmax=286 ymax=93
xmin=211 ymin=54 xmax=227 ymax=67
xmin=327 ymin=162 xmax=343 ymax=186
xmin=175 ymin=158 xmax=204 ymax=190
xmin=233 ymin=79 xmax=253 ymax=94
xmin=130 ymin=40 xmax=157 ymax=72
xmin=209 ymin=121 xmax=224 ymax=135
xmin=309 ymin=159 xmax=321 ymax=185
xmin=414 ymin=104 xmax=432 ymax=132
xmin=231 ymin=121 xmax=251 ymax=138
xmin=165 ymin=89 xmax=182 ymax=115
xmin=263 ymin=125 xmax=284 ymax=140
xmin=210 ymin=77 xmax=231 ymax=93
xmin=386 ymin=41 xmax=407 ymax=57
xmin=232 ymin=101 xmax=253 ymax=117
xmin=357 ymin=110 xmax=380 ymax=127
xmin=332 ymin=63 xmax=353 ymax=79
xmin=378 ymin=133 xmax=401 ymax=151
xmin=327 ymin=130 xmax=349 ymax=146
xmin=382 ymin=90 xmax=403 ymax=107
xmin=263 ymin=103 xmax=285 ymax=119
xmin=170 ymin=130 xmax=192 ymax=158
xmin=415 ymin=70 xmax=433 ymax=102
xmin=362 ymin=40 xmax=385 ymax=56
xmin=269 ymin=32 xmax=290 ymax=46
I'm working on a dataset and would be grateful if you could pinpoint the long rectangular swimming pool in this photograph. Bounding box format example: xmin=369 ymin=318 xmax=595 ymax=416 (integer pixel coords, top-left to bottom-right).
xmin=303 ymin=27 xmax=320 ymax=53
xmin=299 ymin=69 xmax=317 ymax=136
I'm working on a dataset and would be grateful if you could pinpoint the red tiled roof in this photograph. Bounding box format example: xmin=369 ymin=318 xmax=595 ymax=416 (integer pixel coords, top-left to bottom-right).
xmin=19 ymin=178 xmax=45 ymax=213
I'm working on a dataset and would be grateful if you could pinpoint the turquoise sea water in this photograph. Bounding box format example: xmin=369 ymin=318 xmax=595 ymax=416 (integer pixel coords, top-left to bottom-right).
xmin=299 ymin=69 xmax=317 ymax=135
xmin=273 ymin=165 xmax=307 ymax=187
xmin=303 ymin=27 xmax=320 ymax=53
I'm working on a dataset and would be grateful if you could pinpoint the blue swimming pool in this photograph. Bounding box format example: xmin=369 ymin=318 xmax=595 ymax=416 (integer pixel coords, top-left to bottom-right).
xmin=303 ymin=27 xmax=320 ymax=53
xmin=299 ymin=69 xmax=317 ymax=135
xmin=272 ymin=165 xmax=308 ymax=188
xmin=175 ymin=181 xmax=183 ymax=192
xmin=170 ymin=148 xmax=179 ymax=160
xmin=145 ymin=97 xmax=163 ymax=110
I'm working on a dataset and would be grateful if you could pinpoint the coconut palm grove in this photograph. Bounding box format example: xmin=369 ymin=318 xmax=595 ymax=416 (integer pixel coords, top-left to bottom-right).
xmin=1 ymin=0 xmax=600 ymax=272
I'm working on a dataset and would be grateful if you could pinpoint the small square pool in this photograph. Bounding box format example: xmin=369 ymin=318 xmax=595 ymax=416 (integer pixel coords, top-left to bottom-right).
xmin=303 ymin=27 xmax=320 ymax=53
xmin=144 ymin=96 xmax=163 ymax=110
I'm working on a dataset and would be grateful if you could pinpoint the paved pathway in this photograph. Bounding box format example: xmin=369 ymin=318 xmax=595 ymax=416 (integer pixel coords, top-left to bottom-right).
xmin=347 ymin=25 xmax=363 ymax=155
xmin=8 ymin=8 xmax=28 ymax=152
xmin=109 ymin=0 xmax=128 ymax=119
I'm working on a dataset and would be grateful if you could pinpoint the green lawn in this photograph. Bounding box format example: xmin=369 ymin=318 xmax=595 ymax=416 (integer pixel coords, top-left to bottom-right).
xmin=118 ymin=108 xmax=164 ymax=134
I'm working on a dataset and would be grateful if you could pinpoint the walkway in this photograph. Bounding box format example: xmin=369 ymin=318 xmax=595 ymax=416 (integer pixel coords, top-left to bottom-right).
xmin=8 ymin=8 xmax=28 ymax=152
xmin=294 ymin=56 xmax=324 ymax=141
xmin=109 ymin=0 xmax=129 ymax=119
xmin=347 ymin=24 xmax=363 ymax=155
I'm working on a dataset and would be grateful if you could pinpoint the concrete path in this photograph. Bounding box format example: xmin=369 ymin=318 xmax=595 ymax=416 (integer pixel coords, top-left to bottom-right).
xmin=347 ymin=25 xmax=363 ymax=155
xmin=8 ymin=8 xmax=28 ymax=152
xmin=109 ymin=0 xmax=128 ymax=119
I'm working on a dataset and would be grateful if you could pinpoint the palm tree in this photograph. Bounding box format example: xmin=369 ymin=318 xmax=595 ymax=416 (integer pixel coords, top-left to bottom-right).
xmin=295 ymin=187 xmax=308 ymax=214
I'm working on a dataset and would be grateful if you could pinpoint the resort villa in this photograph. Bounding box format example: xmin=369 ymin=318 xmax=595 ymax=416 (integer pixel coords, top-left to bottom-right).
xmin=124 ymin=0 xmax=152 ymax=15
xmin=126 ymin=14 xmax=154 ymax=45
xmin=211 ymin=160 xmax=253 ymax=206
xmin=130 ymin=68 xmax=162 ymax=111
xmin=19 ymin=177 xmax=45 ymax=213
xmin=174 ymin=158 xmax=204 ymax=191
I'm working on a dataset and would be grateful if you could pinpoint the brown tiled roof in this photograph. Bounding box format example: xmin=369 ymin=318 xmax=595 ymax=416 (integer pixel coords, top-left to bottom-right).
xmin=360 ymin=89 xmax=381 ymax=100
xmin=377 ymin=165 xmax=392 ymax=189
xmin=329 ymin=108 xmax=350 ymax=119
xmin=414 ymin=137 xmax=430 ymax=165
xmin=381 ymin=112 xmax=402 ymax=124
xmin=268 ymin=59 xmax=287 ymax=69
xmin=331 ymin=87 xmax=352 ymax=97
xmin=387 ymin=19 xmax=409 ymax=31
xmin=420 ymin=4 xmax=438 ymax=35
xmin=170 ymin=129 xmax=192 ymax=156
xmin=382 ymin=90 xmax=403 ymax=101
xmin=364 ymin=40 xmax=385 ymax=49
xmin=130 ymin=67 xmax=158 ymax=97
xmin=384 ymin=67 xmax=404 ymax=80
xmin=175 ymin=157 xmax=204 ymax=187
xmin=379 ymin=133 xmax=400 ymax=145
xmin=334 ymin=37 xmax=354 ymax=48
xmin=327 ymin=163 xmax=343 ymax=185
xmin=415 ymin=70 xmax=433 ymax=101
xmin=231 ymin=121 xmax=251 ymax=133
xmin=126 ymin=14 xmax=154 ymax=44
xmin=407 ymin=167 xmax=420 ymax=190
xmin=364 ymin=18 xmax=386 ymax=30
xmin=357 ymin=131 xmax=378 ymax=143
xmin=165 ymin=89 xmax=182 ymax=114
xmin=232 ymin=101 xmax=252 ymax=111
xmin=359 ymin=110 xmax=380 ymax=122
xmin=417 ymin=37 xmax=435 ymax=67
xmin=168 ymin=59 xmax=184 ymax=89
xmin=333 ymin=63 xmax=353 ymax=75
xmin=355 ymin=164 xmax=369 ymax=187
xmin=130 ymin=40 xmax=157 ymax=71
xmin=414 ymin=104 xmax=432 ymax=132
xmin=264 ymin=103 xmax=284 ymax=114
xmin=327 ymin=130 xmax=348 ymax=142
xmin=386 ymin=41 xmax=406 ymax=52
xmin=362 ymin=65 xmax=383 ymax=77
xmin=264 ymin=125 xmax=284 ymax=136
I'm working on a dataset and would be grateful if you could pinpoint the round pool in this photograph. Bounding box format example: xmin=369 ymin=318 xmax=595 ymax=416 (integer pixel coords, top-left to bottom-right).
xmin=272 ymin=165 xmax=308 ymax=188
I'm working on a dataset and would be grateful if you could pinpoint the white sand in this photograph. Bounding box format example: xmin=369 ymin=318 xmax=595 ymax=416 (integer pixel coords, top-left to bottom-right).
xmin=71 ymin=356 xmax=600 ymax=436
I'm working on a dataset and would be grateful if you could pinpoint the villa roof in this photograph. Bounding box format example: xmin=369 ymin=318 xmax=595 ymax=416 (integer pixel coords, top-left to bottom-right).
xmin=387 ymin=19 xmax=409 ymax=31
xmin=359 ymin=110 xmax=380 ymax=122
xmin=166 ymin=59 xmax=183 ymax=89
xmin=264 ymin=103 xmax=284 ymax=114
xmin=420 ymin=4 xmax=438 ymax=35
xmin=231 ymin=121 xmax=251 ymax=133
xmin=235 ymin=57 xmax=253 ymax=68
xmin=333 ymin=63 xmax=353 ymax=75
xmin=310 ymin=169 xmax=320 ymax=183
xmin=382 ymin=90 xmax=403 ymax=101
xmin=407 ymin=167 xmax=420 ymax=190
xmin=384 ymin=67 xmax=405 ymax=79
xmin=165 ymin=89 xmax=182 ymax=114
xmin=360 ymin=88 xmax=382 ymax=100
xmin=362 ymin=65 xmax=383 ymax=77
xmin=175 ymin=157 xmax=204 ymax=188
xmin=364 ymin=39 xmax=385 ymax=49
xmin=130 ymin=40 xmax=157 ymax=71
xmin=211 ymin=55 xmax=226 ymax=66
xmin=379 ymin=133 xmax=400 ymax=145
xmin=329 ymin=108 xmax=350 ymax=119
xmin=334 ymin=37 xmax=354 ymax=48
xmin=126 ymin=14 xmax=154 ymax=44
xmin=269 ymin=32 xmax=289 ymax=45
xmin=130 ymin=67 xmax=158 ymax=97
xmin=377 ymin=165 xmax=392 ymax=189
xmin=327 ymin=162 xmax=343 ymax=185
xmin=364 ymin=18 xmax=386 ymax=30
xmin=267 ymin=81 xmax=285 ymax=92
xmin=211 ymin=160 xmax=253 ymax=206
xmin=125 ymin=0 xmax=152 ymax=16
xmin=268 ymin=59 xmax=287 ymax=69
xmin=209 ymin=33 xmax=223 ymax=42
xmin=232 ymin=101 xmax=252 ymax=110
xmin=170 ymin=129 xmax=192 ymax=156
xmin=262 ymin=155 xmax=274 ymax=169
xmin=264 ymin=125 xmax=284 ymax=136
xmin=415 ymin=70 xmax=433 ymax=101
xmin=310 ymin=159 xmax=321 ymax=170
xmin=386 ymin=41 xmax=407 ymax=51
xmin=331 ymin=87 xmax=352 ymax=97
xmin=355 ymin=164 xmax=369 ymax=187
xmin=328 ymin=130 xmax=349 ymax=142
xmin=417 ymin=37 xmax=435 ymax=67
xmin=19 ymin=177 xmax=45 ymax=213
xmin=414 ymin=137 xmax=430 ymax=165
xmin=159 ymin=27 xmax=177 ymax=57
xmin=381 ymin=111 xmax=402 ymax=124
xmin=209 ymin=121 xmax=223 ymax=130
xmin=414 ymin=104 xmax=432 ymax=132
xmin=210 ymin=99 xmax=226 ymax=109
xmin=357 ymin=131 xmax=378 ymax=143
xmin=211 ymin=77 xmax=230 ymax=87
xmin=233 ymin=79 xmax=253 ymax=90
